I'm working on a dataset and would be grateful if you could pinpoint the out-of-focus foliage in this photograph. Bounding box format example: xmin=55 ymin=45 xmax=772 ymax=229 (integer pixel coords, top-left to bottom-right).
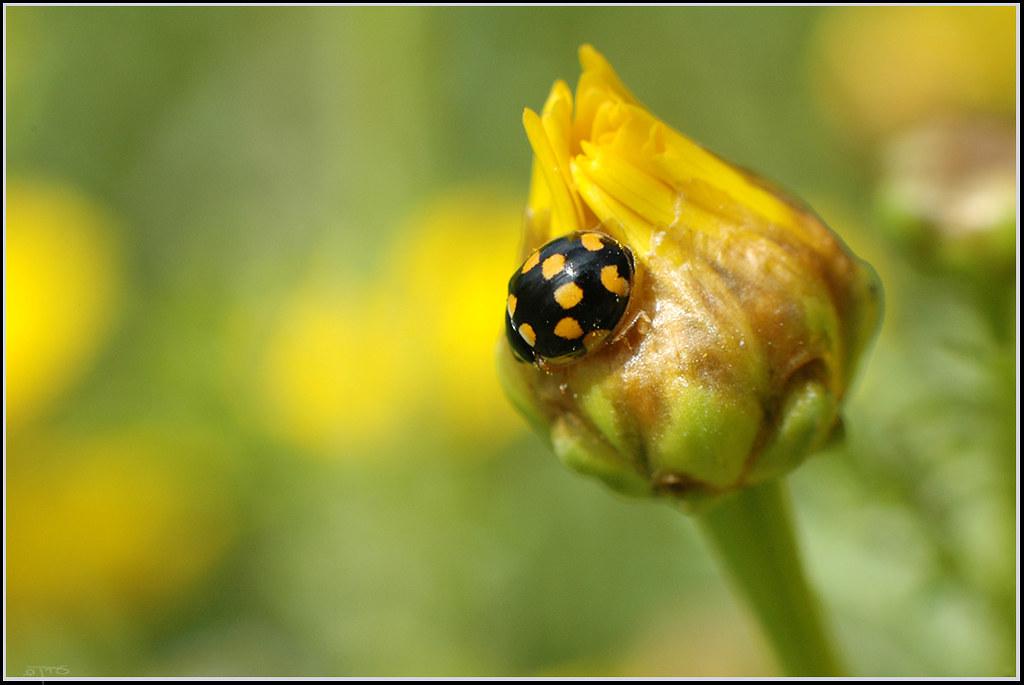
xmin=811 ymin=5 xmax=1017 ymax=335
xmin=4 ymin=6 xmax=1017 ymax=677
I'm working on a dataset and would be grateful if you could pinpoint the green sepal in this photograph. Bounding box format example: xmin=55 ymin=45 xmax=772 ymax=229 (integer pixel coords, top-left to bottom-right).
xmin=747 ymin=379 xmax=838 ymax=483
xmin=551 ymin=413 xmax=652 ymax=497
xmin=650 ymin=384 xmax=762 ymax=489
xmin=495 ymin=342 xmax=549 ymax=439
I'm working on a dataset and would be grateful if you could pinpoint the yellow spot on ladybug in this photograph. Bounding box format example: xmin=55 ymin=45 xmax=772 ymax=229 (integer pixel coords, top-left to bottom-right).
xmin=553 ymin=282 xmax=583 ymax=309
xmin=542 ymin=253 xmax=566 ymax=279
xmin=521 ymin=251 xmax=540 ymax=274
xmin=600 ymin=265 xmax=630 ymax=296
xmin=581 ymin=233 xmax=605 ymax=251
xmin=518 ymin=323 xmax=536 ymax=347
xmin=554 ymin=317 xmax=584 ymax=340
xmin=507 ymin=294 xmax=517 ymax=317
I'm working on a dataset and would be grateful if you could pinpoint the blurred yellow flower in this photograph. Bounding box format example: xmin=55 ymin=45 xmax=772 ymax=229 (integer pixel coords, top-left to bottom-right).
xmin=259 ymin=189 xmax=525 ymax=456
xmin=386 ymin=189 xmax=526 ymax=445
xmin=6 ymin=181 xmax=121 ymax=428
xmin=812 ymin=6 xmax=1016 ymax=139
xmin=259 ymin=283 xmax=411 ymax=455
xmin=7 ymin=432 xmax=234 ymax=625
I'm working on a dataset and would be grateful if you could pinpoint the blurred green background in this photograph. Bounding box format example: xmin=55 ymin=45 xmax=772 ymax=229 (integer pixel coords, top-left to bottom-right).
xmin=5 ymin=6 xmax=1017 ymax=677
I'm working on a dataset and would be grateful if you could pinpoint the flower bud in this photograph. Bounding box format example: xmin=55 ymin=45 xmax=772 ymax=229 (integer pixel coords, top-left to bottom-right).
xmin=498 ymin=46 xmax=881 ymax=506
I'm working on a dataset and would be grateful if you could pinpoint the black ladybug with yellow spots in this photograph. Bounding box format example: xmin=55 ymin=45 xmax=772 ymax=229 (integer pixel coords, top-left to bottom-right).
xmin=506 ymin=231 xmax=635 ymax=364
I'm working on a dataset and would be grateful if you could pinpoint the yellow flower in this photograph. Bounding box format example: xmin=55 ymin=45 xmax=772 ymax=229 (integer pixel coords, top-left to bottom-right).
xmin=812 ymin=6 xmax=1016 ymax=139
xmin=7 ymin=431 xmax=234 ymax=625
xmin=259 ymin=283 xmax=411 ymax=456
xmin=386 ymin=189 xmax=526 ymax=445
xmin=6 ymin=181 xmax=121 ymax=429
xmin=499 ymin=46 xmax=881 ymax=503
xmin=260 ymin=189 xmax=526 ymax=456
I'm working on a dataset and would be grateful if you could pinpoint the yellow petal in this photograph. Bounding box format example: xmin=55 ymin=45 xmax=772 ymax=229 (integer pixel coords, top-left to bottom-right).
xmin=647 ymin=123 xmax=798 ymax=230
xmin=542 ymin=80 xmax=587 ymax=227
xmin=577 ymin=139 xmax=677 ymax=228
xmin=523 ymin=107 xmax=582 ymax=236
xmin=570 ymin=157 xmax=656 ymax=255
xmin=574 ymin=44 xmax=638 ymax=148
xmin=578 ymin=43 xmax=638 ymax=105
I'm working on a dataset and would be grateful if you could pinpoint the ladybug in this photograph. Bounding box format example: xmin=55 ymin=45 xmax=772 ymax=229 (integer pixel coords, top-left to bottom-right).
xmin=506 ymin=231 xmax=635 ymax=364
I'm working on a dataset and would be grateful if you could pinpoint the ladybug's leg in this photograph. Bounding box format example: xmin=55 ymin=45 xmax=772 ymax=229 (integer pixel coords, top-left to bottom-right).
xmin=611 ymin=308 xmax=651 ymax=347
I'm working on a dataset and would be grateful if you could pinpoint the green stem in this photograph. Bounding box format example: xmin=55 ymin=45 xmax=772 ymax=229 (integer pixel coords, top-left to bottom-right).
xmin=695 ymin=479 xmax=844 ymax=676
